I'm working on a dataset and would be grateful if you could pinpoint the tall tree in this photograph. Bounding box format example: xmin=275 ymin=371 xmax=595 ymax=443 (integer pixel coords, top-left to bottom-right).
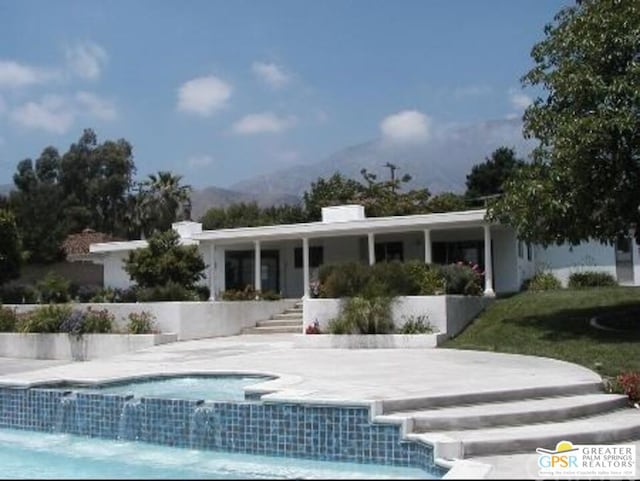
xmin=137 ymin=171 xmax=192 ymax=236
xmin=303 ymin=173 xmax=363 ymax=221
xmin=10 ymin=148 xmax=68 ymax=263
xmin=0 ymin=209 xmax=21 ymax=285
xmin=489 ymin=0 xmax=640 ymax=245
xmin=465 ymin=147 xmax=525 ymax=201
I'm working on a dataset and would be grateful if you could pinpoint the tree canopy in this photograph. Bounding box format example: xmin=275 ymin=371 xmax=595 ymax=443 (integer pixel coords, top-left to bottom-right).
xmin=465 ymin=147 xmax=525 ymax=201
xmin=489 ymin=0 xmax=640 ymax=245
xmin=0 ymin=209 xmax=21 ymax=285
xmin=124 ymin=229 xmax=205 ymax=289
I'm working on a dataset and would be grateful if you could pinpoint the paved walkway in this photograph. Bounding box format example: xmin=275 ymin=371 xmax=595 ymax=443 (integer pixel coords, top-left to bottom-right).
xmin=0 ymin=334 xmax=635 ymax=479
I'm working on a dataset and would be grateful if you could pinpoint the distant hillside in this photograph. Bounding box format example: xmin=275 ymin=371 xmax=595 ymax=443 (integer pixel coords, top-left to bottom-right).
xmin=190 ymin=186 xmax=300 ymax=221
xmin=231 ymin=117 xmax=534 ymax=198
xmin=0 ymin=184 xmax=12 ymax=196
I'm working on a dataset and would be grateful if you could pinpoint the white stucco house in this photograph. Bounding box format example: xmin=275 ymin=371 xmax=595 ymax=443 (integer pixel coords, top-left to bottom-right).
xmin=87 ymin=204 xmax=640 ymax=298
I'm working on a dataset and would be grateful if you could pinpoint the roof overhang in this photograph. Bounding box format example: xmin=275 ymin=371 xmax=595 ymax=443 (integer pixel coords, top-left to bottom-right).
xmin=192 ymin=209 xmax=489 ymax=245
xmin=89 ymin=238 xmax=198 ymax=254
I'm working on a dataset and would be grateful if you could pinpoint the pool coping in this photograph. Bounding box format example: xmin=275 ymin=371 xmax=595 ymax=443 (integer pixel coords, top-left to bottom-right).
xmin=0 ymin=369 xmax=493 ymax=479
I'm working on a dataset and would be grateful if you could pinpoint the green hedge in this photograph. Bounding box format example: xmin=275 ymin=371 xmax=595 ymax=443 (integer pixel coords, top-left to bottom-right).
xmin=568 ymin=271 xmax=617 ymax=288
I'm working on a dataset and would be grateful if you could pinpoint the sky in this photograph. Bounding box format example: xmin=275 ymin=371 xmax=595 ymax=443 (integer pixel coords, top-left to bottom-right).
xmin=0 ymin=0 xmax=569 ymax=189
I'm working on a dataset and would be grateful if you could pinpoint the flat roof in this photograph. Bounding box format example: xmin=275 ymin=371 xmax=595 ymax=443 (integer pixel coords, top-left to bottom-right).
xmin=88 ymin=209 xmax=488 ymax=252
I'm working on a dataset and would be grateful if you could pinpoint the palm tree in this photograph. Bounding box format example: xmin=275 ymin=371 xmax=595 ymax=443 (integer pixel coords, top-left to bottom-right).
xmin=138 ymin=171 xmax=192 ymax=236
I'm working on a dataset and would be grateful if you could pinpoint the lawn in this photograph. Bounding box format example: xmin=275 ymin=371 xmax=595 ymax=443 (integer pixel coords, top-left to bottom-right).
xmin=444 ymin=287 xmax=640 ymax=378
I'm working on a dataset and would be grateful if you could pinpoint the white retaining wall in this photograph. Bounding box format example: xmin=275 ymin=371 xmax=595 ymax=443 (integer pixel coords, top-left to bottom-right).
xmin=0 ymin=333 xmax=176 ymax=361
xmin=534 ymin=241 xmax=617 ymax=286
xmin=303 ymin=296 xmax=489 ymax=337
xmin=8 ymin=299 xmax=298 ymax=341
xmin=293 ymin=333 xmax=449 ymax=349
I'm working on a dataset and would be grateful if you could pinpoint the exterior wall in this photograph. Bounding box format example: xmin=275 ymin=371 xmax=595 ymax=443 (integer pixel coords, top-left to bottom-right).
xmin=0 ymin=333 xmax=176 ymax=361
xmin=9 ymin=299 xmax=297 ymax=341
xmin=9 ymin=261 xmax=103 ymax=287
xmin=102 ymin=252 xmax=132 ymax=289
xmin=493 ymin=228 xmax=519 ymax=293
xmin=534 ymin=240 xmax=617 ymax=286
xmin=303 ymin=296 xmax=488 ymax=337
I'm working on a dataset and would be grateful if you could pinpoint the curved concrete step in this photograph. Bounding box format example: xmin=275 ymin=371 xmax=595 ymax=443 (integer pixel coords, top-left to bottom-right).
xmin=272 ymin=312 xmax=303 ymax=320
xmin=380 ymin=381 xmax=604 ymax=413
xmin=256 ymin=319 xmax=303 ymax=328
xmin=243 ymin=326 xmax=301 ymax=334
xmin=377 ymin=394 xmax=628 ymax=431
xmin=418 ymin=408 xmax=640 ymax=457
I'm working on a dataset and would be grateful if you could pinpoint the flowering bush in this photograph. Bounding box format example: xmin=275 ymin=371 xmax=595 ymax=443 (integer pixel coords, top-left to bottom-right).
xmin=617 ymin=371 xmax=640 ymax=403
xmin=305 ymin=319 xmax=321 ymax=334
xmin=127 ymin=311 xmax=157 ymax=334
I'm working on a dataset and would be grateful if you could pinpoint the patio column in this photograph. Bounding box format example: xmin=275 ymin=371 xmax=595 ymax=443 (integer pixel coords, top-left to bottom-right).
xmin=302 ymin=237 xmax=310 ymax=298
xmin=424 ymin=228 xmax=432 ymax=264
xmin=483 ymin=224 xmax=495 ymax=297
xmin=254 ymin=240 xmax=261 ymax=294
xmin=208 ymin=243 xmax=216 ymax=301
xmin=368 ymin=232 xmax=375 ymax=265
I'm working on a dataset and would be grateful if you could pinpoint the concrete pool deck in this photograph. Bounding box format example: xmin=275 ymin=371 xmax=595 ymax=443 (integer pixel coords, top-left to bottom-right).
xmin=0 ymin=334 xmax=637 ymax=479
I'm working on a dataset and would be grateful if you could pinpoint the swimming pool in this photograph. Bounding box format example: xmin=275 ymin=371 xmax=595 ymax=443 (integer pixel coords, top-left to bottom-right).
xmin=0 ymin=428 xmax=437 ymax=479
xmin=67 ymin=375 xmax=270 ymax=401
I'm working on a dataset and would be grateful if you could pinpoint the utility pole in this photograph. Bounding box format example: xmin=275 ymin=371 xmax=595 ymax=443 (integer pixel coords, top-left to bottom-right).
xmin=384 ymin=162 xmax=398 ymax=193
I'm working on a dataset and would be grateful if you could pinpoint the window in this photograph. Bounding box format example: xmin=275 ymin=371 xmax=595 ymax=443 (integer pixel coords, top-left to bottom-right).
xmin=518 ymin=241 xmax=524 ymax=259
xmin=294 ymin=246 xmax=324 ymax=268
xmin=375 ymin=241 xmax=404 ymax=263
xmin=526 ymin=243 xmax=532 ymax=261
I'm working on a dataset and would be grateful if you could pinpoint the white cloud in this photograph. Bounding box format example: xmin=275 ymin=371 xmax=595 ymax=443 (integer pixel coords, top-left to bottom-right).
xmin=10 ymin=95 xmax=75 ymax=134
xmin=251 ymin=61 xmax=291 ymax=89
xmin=177 ymin=75 xmax=232 ymax=116
xmin=275 ymin=150 xmax=299 ymax=163
xmin=380 ymin=110 xmax=432 ymax=143
xmin=232 ymin=112 xmax=296 ymax=135
xmin=0 ymin=60 xmax=57 ymax=88
xmin=65 ymin=42 xmax=108 ymax=80
xmin=187 ymin=154 xmax=214 ymax=168
xmin=75 ymin=91 xmax=116 ymax=120
xmin=509 ymin=89 xmax=532 ymax=111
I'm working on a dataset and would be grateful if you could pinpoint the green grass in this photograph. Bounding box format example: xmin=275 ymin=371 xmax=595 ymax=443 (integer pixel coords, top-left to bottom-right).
xmin=444 ymin=287 xmax=640 ymax=378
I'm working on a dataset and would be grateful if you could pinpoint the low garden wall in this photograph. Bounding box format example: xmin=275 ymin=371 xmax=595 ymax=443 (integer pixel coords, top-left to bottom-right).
xmin=302 ymin=296 xmax=489 ymax=338
xmin=8 ymin=299 xmax=298 ymax=341
xmin=0 ymin=332 xmax=177 ymax=361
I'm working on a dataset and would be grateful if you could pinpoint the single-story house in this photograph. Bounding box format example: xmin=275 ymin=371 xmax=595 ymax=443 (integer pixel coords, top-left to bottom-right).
xmin=86 ymin=205 xmax=640 ymax=298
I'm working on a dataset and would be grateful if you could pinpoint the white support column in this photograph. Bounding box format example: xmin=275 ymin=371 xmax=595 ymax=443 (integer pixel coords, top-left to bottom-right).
xmin=368 ymin=232 xmax=375 ymax=266
xmin=424 ymin=228 xmax=432 ymax=264
xmin=208 ymin=243 xmax=216 ymax=301
xmin=302 ymin=237 xmax=310 ymax=299
xmin=254 ymin=240 xmax=261 ymax=294
xmin=483 ymin=224 xmax=495 ymax=297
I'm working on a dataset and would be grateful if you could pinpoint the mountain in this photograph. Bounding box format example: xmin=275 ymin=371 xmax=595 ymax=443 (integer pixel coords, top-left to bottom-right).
xmin=189 ymin=186 xmax=300 ymax=220
xmin=0 ymin=184 xmax=12 ymax=196
xmin=230 ymin=117 xmax=534 ymax=198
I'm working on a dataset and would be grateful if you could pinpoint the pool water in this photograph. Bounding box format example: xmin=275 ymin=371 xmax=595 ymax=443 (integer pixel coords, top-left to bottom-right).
xmin=0 ymin=428 xmax=437 ymax=479
xmin=71 ymin=375 xmax=269 ymax=401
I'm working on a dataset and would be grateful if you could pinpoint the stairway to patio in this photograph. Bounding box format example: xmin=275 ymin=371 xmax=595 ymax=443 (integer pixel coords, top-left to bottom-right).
xmin=242 ymin=301 xmax=303 ymax=334
xmin=374 ymin=381 xmax=640 ymax=458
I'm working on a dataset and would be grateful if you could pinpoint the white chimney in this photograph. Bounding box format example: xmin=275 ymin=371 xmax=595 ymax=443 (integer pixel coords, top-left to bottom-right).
xmin=321 ymin=204 xmax=366 ymax=223
xmin=172 ymin=221 xmax=203 ymax=239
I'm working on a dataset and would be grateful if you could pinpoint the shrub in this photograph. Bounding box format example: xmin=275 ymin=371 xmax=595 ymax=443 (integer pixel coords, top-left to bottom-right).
xmin=220 ymin=286 xmax=282 ymax=301
xmin=397 ymin=315 xmax=435 ymax=334
xmin=59 ymin=309 xmax=87 ymax=336
xmin=405 ymin=261 xmax=446 ymax=295
xmin=525 ymin=271 xmax=562 ymax=291
xmin=0 ymin=306 xmax=17 ymax=332
xmin=441 ymin=263 xmax=483 ymax=295
xmin=36 ymin=272 xmax=70 ymax=304
xmin=319 ymin=262 xmax=371 ymax=298
xmin=369 ymin=262 xmax=414 ymax=296
xmin=193 ymin=285 xmax=211 ymax=301
xmin=136 ymin=282 xmax=198 ymax=302
xmin=83 ymin=307 xmax=114 ymax=333
xmin=568 ymin=271 xmax=617 ymax=289
xmin=616 ymin=371 xmax=640 ymax=403
xmin=18 ymin=304 xmax=72 ymax=333
xmin=75 ymin=285 xmax=102 ymax=303
xmin=127 ymin=311 xmax=156 ymax=334
xmin=329 ymin=296 xmax=395 ymax=334
xmin=0 ymin=284 xmax=38 ymax=304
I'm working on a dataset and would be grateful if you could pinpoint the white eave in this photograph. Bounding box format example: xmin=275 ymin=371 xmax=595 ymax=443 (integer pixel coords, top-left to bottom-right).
xmin=89 ymin=238 xmax=198 ymax=254
xmin=192 ymin=209 xmax=489 ymax=244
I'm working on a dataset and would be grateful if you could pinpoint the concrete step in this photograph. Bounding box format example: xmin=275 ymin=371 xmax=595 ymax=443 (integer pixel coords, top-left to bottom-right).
xmin=413 ymin=408 xmax=640 ymax=457
xmin=380 ymin=381 xmax=604 ymax=413
xmin=242 ymin=325 xmax=301 ymax=334
xmin=272 ymin=312 xmax=303 ymax=320
xmin=256 ymin=319 xmax=303 ymax=328
xmin=377 ymin=394 xmax=628 ymax=431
